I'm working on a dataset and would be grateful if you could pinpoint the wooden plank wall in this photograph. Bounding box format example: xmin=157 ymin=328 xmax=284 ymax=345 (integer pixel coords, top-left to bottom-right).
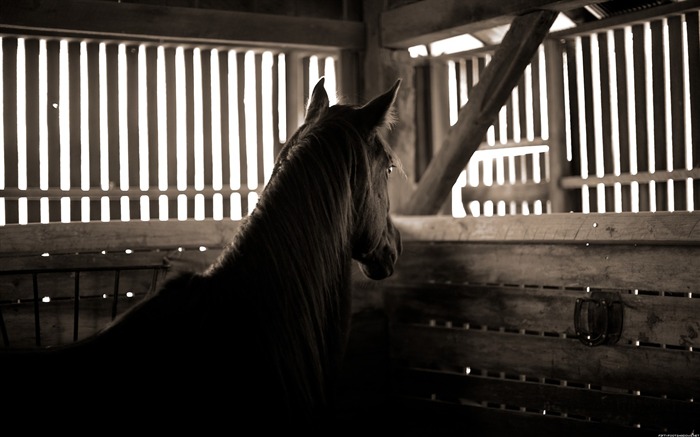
xmin=0 ymin=35 xmax=341 ymax=225
xmin=379 ymin=212 xmax=700 ymax=436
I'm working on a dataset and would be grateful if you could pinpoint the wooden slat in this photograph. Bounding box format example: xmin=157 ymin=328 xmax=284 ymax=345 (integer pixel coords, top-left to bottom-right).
xmin=0 ymin=218 xmax=242 ymax=255
xmin=461 ymin=181 xmax=548 ymax=204
xmin=650 ymin=20 xmax=667 ymax=211
xmin=0 ymin=185 xmax=251 ymax=201
xmin=402 ymin=10 xmax=557 ymax=215
xmin=385 ymin=284 xmax=700 ymax=347
xmin=106 ymin=43 xmax=120 ymax=220
xmin=236 ymin=51 xmax=249 ymax=213
xmin=389 ymin=241 xmax=700 ymax=294
xmin=632 ymin=24 xmax=649 ymax=176
xmin=24 ymin=38 xmax=41 ymax=223
xmin=255 ymin=53 xmax=265 ymax=186
xmin=688 ymin=12 xmax=700 ymax=170
xmin=390 ymin=325 xmax=700 ymax=398
xmin=122 ymin=44 xmax=141 ymax=220
xmin=668 ymin=15 xmax=687 ymax=211
xmin=391 ymin=212 xmax=700 ymax=244
xmin=46 ymin=39 xmax=61 ymax=222
xmin=544 ymin=39 xmax=575 ymax=213
xmin=184 ymin=48 xmax=195 ymax=219
xmin=565 ymin=39 xmax=582 ymax=207
xmin=393 ymin=397 xmax=663 ymax=437
xmin=164 ymin=46 xmax=178 ymax=219
xmin=68 ymin=41 xmax=81 ymax=221
xmin=612 ymin=28 xmax=632 ymax=212
xmin=200 ymin=48 xmax=214 ymax=218
xmin=0 ymin=0 xmax=365 ymax=50
xmin=146 ymin=45 xmax=159 ymax=218
xmin=394 ymin=369 xmax=699 ymax=432
xmin=560 ymin=167 xmax=700 ymax=189
xmin=86 ymin=41 xmax=101 ymax=221
xmin=2 ymin=37 xmax=19 ymax=224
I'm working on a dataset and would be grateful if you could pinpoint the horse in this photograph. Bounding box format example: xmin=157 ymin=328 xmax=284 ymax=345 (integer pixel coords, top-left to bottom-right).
xmin=1 ymin=78 xmax=403 ymax=433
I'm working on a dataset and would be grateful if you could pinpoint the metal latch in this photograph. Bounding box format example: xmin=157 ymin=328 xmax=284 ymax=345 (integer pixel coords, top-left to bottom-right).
xmin=574 ymin=291 xmax=623 ymax=347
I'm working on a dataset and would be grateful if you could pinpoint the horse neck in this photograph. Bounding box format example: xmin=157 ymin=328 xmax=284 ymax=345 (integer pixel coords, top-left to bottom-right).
xmin=211 ymin=137 xmax=358 ymax=406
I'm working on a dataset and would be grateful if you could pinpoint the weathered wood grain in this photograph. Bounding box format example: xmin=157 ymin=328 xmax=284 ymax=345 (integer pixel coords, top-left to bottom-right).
xmin=0 ymin=0 xmax=364 ymax=50
xmin=392 ymin=212 xmax=700 ymax=244
xmin=394 ymin=368 xmax=699 ymax=431
xmin=390 ymin=324 xmax=699 ymax=398
xmin=0 ymin=219 xmax=242 ymax=255
xmin=389 ymin=241 xmax=700 ymax=294
xmin=385 ymin=284 xmax=700 ymax=348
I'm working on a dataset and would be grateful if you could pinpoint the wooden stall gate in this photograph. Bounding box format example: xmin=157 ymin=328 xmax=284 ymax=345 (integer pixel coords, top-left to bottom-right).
xmin=376 ymin=211 xmax=700 ymax=436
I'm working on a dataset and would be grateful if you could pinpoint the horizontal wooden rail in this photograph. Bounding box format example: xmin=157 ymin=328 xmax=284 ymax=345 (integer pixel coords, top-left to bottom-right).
xmin=0 ymin=0 xmax=364 ymax=50
xmin=560 ymin=168 xmax=700 ymax=189
xmin=392 ymin=211 xmax=700 ymax=244
xmin=0 ymin=186 xmax=260 ymax=201
xmin=0 ymin=218 xmax=242 ymax=256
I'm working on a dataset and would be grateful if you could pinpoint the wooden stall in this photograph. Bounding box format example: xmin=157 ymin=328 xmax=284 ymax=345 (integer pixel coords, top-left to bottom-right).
xmin=1 ymin=0 xmax=699 ymax=435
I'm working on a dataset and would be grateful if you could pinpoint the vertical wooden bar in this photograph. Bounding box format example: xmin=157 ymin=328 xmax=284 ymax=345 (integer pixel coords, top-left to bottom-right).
xmin=477 ymin=56 xmax=497 ymax=144
xmin=580 ymin=36 xmax=596 ymax=185
xmin=184 ymin=48 xmax=195 ymax=218
xmin=47 ymin=39 xmax=62 ymax=222
xmin=596 ymin=32 xmax=615 ymax=213
xmin=164 ymin=47 xmax=178 ymax=219
xmin=505 ymin=88 xmax=514 ymax=143
xmin=668 ymin=15 xmax=686 ymax=211
xmin=686 ymin=12 xmax=700 ymax=209
xmin=338 ymin=50 xmax=360 ymax=105
xmin=218 ymin=49 xmax=231 ymax=218
xmin=632 ymin=24 xmax=651 ymax=211
xmin=285 ymin=51 xmax=304 ymax=140
xmin=271 ymin=54 xmax=280 ymax=162
xmin=2 ymin=37 xmax=19 ymax=224
xmin=613 ymin=29 xmax=632 ymax=212
xmin=302 ymin=56 xmax=311 ymax=111
xmin=106 ymin=43 xmax=120 ymax=220
xmin=531 ymin=48 xmax=542 ymax=141
xmin=429 ymin=60 xmax=450 ymax=155
xmin=650 ymin=20 xmax=667 ymax=211
xmin=24 ymin=39 xmax=41 ymax=223
xmin=200 ymin=48 xmax=213 ymax=218
xmin=517 ymin=75 xmax=527 ymax=143
xmin=69 ymin=41 xmax=82 ymax=221
xmin=255 ymin=53 xmax=265 ymax=187
xmin=126 ymin=44 xmax=140 ymax=220
xmin=236 ymin=51 xmax=249 ymax=214
xmin=87 ymin=42 xmax=101 ymax=221
xmin=564 ymin=39 xmax=581 ymax=198
xmin=146 ymin=45 xmax=159 ymax=219
xmin=414 ymin=63 xmax=433 ymax=182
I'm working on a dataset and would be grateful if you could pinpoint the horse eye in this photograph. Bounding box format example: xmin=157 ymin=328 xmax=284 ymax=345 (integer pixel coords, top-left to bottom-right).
xmin=387 ymin=165 xmax=395 ymax=175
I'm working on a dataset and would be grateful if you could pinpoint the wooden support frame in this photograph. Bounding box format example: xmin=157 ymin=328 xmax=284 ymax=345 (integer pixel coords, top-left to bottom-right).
xmin=0 ymin=0 xmax=365 ymax=50
xmin=402 ymin=9 xmax=558 ymax=215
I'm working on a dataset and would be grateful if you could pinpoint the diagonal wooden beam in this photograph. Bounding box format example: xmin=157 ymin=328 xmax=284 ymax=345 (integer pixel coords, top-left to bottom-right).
xmin=401 ymin=9 xmax=558 ymax=215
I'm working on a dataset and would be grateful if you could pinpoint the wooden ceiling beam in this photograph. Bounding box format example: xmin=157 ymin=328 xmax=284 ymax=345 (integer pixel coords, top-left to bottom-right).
xmin=381 ymin=0 xmax=601 ymax=49
xmin=401 ymin=9 xmax=558 ymax=215
xmin=0 ymin=0 xmax=365 ymax=50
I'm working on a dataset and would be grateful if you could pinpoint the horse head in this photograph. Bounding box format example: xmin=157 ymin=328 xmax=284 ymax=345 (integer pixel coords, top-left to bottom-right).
xmin=305 ymin=78 xmax=403 ymax=280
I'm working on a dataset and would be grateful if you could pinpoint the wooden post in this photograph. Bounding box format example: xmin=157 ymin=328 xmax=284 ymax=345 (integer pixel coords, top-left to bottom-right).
xmin=401 ymin=9 xmax=558 ymax=215
xmin=544 ymin=38 xmax=576 ymax=213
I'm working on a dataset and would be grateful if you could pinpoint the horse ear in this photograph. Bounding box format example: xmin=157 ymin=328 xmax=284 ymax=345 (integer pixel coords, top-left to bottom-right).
xmin=305 ymin=77 xmax=329 ymax=123
xmin=358 ymin=79 xmax=401 ymax=131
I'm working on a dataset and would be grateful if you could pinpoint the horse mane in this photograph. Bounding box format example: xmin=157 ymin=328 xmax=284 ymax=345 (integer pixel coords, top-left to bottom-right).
xmin=203 ymin=104 xmax=379 ymax=416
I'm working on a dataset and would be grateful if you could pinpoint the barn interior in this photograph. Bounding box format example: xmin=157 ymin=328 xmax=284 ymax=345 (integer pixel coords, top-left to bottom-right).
xmin=1 ymin=0 xmax=699 ymax=435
